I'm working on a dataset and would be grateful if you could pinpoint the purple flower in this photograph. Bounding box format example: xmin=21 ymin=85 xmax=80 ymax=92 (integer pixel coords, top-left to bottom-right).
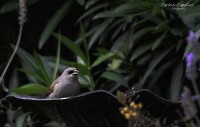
xmin=186 ymin=52 xmax=195 ymax=67
xmin=186 ymin=52 xmax=197 ymax=80
xmin=186 ymin=30 xmax=198 ymax=44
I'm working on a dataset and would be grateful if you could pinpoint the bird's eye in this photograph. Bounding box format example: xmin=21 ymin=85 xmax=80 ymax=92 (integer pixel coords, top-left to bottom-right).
xmin=67 ymin=70 xmax=74 ymax=74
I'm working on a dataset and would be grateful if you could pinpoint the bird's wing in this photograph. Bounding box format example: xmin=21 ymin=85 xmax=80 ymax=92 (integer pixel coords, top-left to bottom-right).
xmin=46 ymin=77 xmax=59 ymax=96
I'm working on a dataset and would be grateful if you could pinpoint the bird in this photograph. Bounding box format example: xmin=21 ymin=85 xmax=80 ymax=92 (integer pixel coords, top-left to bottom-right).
xmin=47 ymin=67 xmax=80 ymax=98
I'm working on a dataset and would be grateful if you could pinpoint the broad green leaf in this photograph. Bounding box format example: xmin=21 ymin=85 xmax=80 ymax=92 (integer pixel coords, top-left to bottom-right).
xmin=148 ymin=61 xmax=174 ymax=90
xmin=85 ymin=0 xmax=98 ymax=9
xmin=16 ymin=112 xmax=31 ymax=127
xmin=97 ymin=48 xmax=123 ymax=59
xmin=111 ymin=32 xmax=128 ymax=52
xmin=101 ymin=70 xmax=128 ymax=87
xmin=19 ymin=69 xmax=46 ymax=84
xmin=114 ymin=3 xmax=144 ymax=14
xmin=131 ymin=16 xmax=151 ymax=27
xmin=151 ymin=4 xmax=161 ymax=15
xmin=76 ymin=0 xmax=85 ymax=5
xmin=132 ymin=27 xmax=154 ymax=42
xmin=141 ymin=48 xmax=172 ymax=86
xmin=93 ymin=11 xmax=122 ymax=19
xmin=53 ymin=31 xmax=61 ymax=81
xmin=12 ymin=84 xmax=46 ymax=95
xmin=131 ymin=44 xmax=152 ymax=61
xmin=109 ymin=19 xmax=124 ymax=32
xmin=155 ymin=20 xmax=170 ymax=30
xmin=53 ymin=33 xmax=87 ymax=65
xmin=38 ymin=0 xmax=73 ymax=49
xmin=80 ymin=23 xmax=90 ymax=66
xmin=77 ymin=3 xmax=109 ymax=22
xmin=111 ymin=24 xmax=124 ymax=40
xmin=88 ymin=22 xmax=109 ymax=49
xmin=79 ymin=75 xmax=91 ymax=87
xmin=9 ymin=66 xmax=19 ymax=89
xmin=176 ymin=39 xmax=183 ymax=51
xmin=76 ymin=21 xmax=110 ymax=44
xmin=110 ymin=59 xmax=123 ymax=69
xmin=34 ymin=52 xmax=51 ymax=84
xmin=97 ymin=48 xmax=110 ymax=55
xmin=91 ymin=53 xmax=114 ymax=68
xmin=170 ymin=62 xmax=183 ymax=101
xmin=12 ymin=45 xmax=37 ymax=70
xmin=64 ymin=61 xmax=90 ymax=75
xmin=151 ymin=32 xmax=166 ymax=50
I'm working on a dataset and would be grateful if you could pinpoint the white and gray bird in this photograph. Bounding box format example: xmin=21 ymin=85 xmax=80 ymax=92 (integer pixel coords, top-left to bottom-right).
xmin=47 ymin=67 xmax=80 ymax=98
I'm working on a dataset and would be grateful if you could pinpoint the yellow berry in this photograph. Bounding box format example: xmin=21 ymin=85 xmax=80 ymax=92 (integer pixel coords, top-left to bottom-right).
xmin=124 ymin=113 xmax=131 ymax=119
xmin=138 ymin=103 xmax=143 ymax=108
xmin=130 ymin=102 xmax=135 ymax=107
xmin=131 ymin=112 xmax=137 ymax=117
xmin=123 ymin=107 xmax=129 ymax=112
xmin=120 ymin=110 xmax=125 ymax=115
xmin=133 ymin=104 xmax=138 ymax=109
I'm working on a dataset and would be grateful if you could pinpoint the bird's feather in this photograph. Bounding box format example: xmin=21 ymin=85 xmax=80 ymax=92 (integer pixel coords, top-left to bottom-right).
xmin=46 ymin=77 xmax=59 ymax=96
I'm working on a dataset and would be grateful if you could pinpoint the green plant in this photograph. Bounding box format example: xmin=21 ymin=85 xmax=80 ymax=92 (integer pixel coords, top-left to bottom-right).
xmin=75 ymin=0 xmax=200 ymax=100
xmin=52 ymin=24 xmax=129 ymax=91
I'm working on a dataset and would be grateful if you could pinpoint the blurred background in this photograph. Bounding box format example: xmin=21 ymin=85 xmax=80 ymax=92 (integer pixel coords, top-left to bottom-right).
xmin=0 ymin=0 xmax=200 ymax=101
xmin=0 ymin=0 xmax=200 ymax=126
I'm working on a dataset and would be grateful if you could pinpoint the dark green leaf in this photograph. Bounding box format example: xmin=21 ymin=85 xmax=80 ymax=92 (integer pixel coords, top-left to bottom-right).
xmin=148 ymin=61 xmax=174 ymax=90
xmin=91 ymin=53 xmax=114 ymax=68
xmin=53 ymin=31 xmax=61 ymax=81
xmin=155 ymin=20 xmax=170 ymax=31
xmin=141 ymin=48 xmax=172 ymax=86
xmin=152 ymin=4 xmax=161 ymax=15
xmin=114 ymin=3 xmax=144 ymax=14
xmin=93 ymin=11 xmax=122 ymax=19
xmin=85 ymin=0 xmax=99 ymax=9
xmin=89 ymin=22 xmax=109 ymax=49
xmin=34 ymin=52 xmax=51 ymax=84
xmin=77 ymin=3 xmax=109 ymax=22
xmin=64 ymin=61 xmax=90 ymax=75
xmin=9 ymin=66 xmax=19 ymax=89
xmin=53 ymin=33 xmax=87 ymax=65
xmin=151 ymin=32 xmax=166 ymax=50
xmin=132 ymin=27 xmax=154 ymax=42
xmin=19 ymin=69 xmax=46 ymax=84
xmin=16 ymin=112 xmax=31 ymax=127
xmin=76 ymin=21 xmax=110 ymax=44
xmin=131 ymin=44 xmax=152 ymax=61
xmin=12 ymin=84 xmax=46 ymax=95
xmin=12 ymin=45 xmax=37 ymax=70
xmin=80 ymin=23 xmax=90 ymax=66
xmin=97 ymin=48 xmax=123 ymax=59
xmin=101 ymin=70 xmax=128 ymax=87
xmin=38 ymin=0 xmax=73 ymax=49
xmin=76 ymin=0 xmax=85 ymax=5
xmin=170 ymin=62 xmax=183 ymax=101
xmin=178 ymin=5 xmax=200 ymax=17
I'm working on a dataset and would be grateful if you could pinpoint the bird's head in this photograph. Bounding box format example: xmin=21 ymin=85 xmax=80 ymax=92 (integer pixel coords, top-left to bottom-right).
xmin=62 ymin=67 xmax=79 ymax=80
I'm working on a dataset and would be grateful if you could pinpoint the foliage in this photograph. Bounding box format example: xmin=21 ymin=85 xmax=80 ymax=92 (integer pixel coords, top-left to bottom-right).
xmin=75 ymin=0 xmax=200 ymax=100
xmin=0 ymin=0 xmax=200 ymax=126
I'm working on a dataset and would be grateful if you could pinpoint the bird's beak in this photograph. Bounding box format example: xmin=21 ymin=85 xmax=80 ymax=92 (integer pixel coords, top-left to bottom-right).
xmin=72 ymin=70 xmax=79 ymax=76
